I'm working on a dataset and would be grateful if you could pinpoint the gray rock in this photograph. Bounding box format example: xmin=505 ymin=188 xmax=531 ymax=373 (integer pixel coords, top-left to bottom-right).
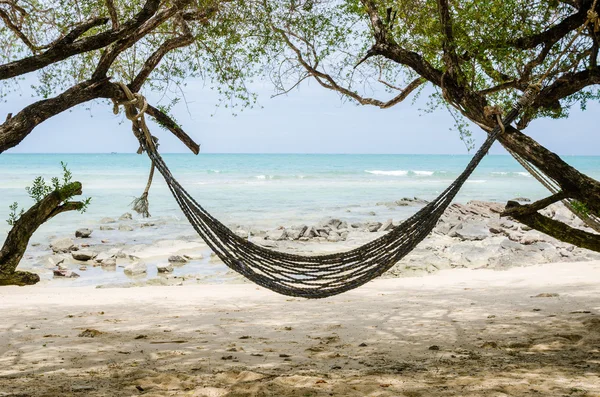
xmin=302 ymin=226 xmax=318 ymax=238
xmin=95 ymin=252 xmax=111 ymax=263
xmin=124 ymin=262 xmax=146 ymax=276
xmin=340 ymin=231 xmax=349 ymax=240
xmin=367 ymin=222 xmax=382 ymax=232
xmin=119 ymin=212 xmax=133 ymax=220
xmin=286 ymin=229 xmax=303 ymax=240
xmin=118 ymin=224 xmax=134 ymax=232
xmin=99 ymin=226 xmax=115 ymax=231
xmin=184 ymin=253 xmax=204 ymax=260
xmin=50 ymin=238 xmax=76 ymax=253
xmin=452 ymin=223 xmax=491 ymax=241
xmin=327 ymin=232 xmax=341 ymax=242
xmin=168 ymin=255 xmax=188 ymax=263
xmin=157 ymin=264 xmax=174 ymax=273
xmin=99 ymin=217 xmax=116 ymax=224
xmin=350 ymin=222 xmax=363 ymax=229
xmin=512 ymin=197 xmax=531 ymax=202
xmin=53 ymin=269 xmax=79 ymax=278
xmin=521 ymin=231 xmax=546 ymax=245
xmin=72 ymin=250 xmax=97 ymax=261
xmin=267 ymin=229 xmax=287 ymax=241
xmin=235 ymin=229 xmax=249 ymax=239
xmin=75 ymin=228 xmax=93 ymax=238
xmin=101 ymin=258 xmax=117 ymax=267
xmin=319 ymin=218 xmax=342 ymax=229
xmin=379 ymin=219 xmax=394 ymax=232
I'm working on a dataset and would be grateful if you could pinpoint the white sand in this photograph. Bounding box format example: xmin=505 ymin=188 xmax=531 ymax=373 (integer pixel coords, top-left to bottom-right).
xmin=1 ymin=261 xmax=600 ymax=396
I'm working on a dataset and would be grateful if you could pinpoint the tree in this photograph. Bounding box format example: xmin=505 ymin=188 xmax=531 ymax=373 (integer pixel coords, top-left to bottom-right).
xmin=249 ymin=0 xmax=600 ymax=244
xmin=0 ymin=0 xmax=599 ymax=250
xmin=0 ymin=163 xmax=91 ymax=285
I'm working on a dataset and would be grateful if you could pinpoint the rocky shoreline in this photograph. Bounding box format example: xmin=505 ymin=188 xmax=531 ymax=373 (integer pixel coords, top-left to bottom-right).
xmin=29 ymin=198 xmax=600 ymax=287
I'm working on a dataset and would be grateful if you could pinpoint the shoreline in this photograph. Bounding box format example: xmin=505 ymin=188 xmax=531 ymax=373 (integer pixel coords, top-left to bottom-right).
xmin=2 ymin=261 xmax=599 ymax=396
xmin=15 ymin=199 xmax=600 ymax=288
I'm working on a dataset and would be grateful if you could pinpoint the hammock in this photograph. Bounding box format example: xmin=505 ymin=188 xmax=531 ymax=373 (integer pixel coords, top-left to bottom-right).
xmin=127 ymin=92 xmax=534 ymax=299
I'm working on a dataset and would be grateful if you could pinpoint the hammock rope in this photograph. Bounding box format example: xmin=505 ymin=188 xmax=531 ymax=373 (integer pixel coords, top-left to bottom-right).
xmin=110 ymin=1 xmax=599 ymax=298
xmin=114 ymin=82 xmax=535 ymax=298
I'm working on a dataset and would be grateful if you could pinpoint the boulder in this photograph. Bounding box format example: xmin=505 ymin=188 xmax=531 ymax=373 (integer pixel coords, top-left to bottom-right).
xmin=367 ymin=222 xmax=382 ymax=232
xmin=302 ymin=226 xmax=317 ymax=238
xmin=101 ymin=258 xmax=117 ymax=267
xmin=72 ymin=250 xmax=98 ymax=261
xmin=235 ymin=229 xmax=249 ymax=239
xmin=451 ymin=223 xmax=491 ymax=241
xmin=118 ymin=225 xmax=134 ymax=232
xmin=266 ymin=229 xmax=287 ymax=241
xmin=168 ymin=255 xmax=188 ymax=263
xmin=50 ymin=238 xmax=76 ymax=253
xmin=99 ymin=217 xmax=116 ymax=224
xmin=327 ymin=232 xmax=341 ymax=242
xmin=318 ymin=218 xmax=342 ymax=230
xmin=286 ymin=229 xmax=303 ymax=240
xmin=119 ymin=212 xmax=133 ymax=220
xmin=124 ymin=262 xmax=147 ymax=276
xmin=157 ymin=264 xmax=174 ymax=273
xmin=75 ymin=228 xmax=93 ymax=238
xmin=53 ymin=269 xmax=80 ymax=278
xmin=379 ymin=219 xmax=394 ymax=232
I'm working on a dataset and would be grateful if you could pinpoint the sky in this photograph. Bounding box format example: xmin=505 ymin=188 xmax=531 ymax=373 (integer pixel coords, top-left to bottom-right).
xmin=3 ymin=77 xmax=600 ymax=155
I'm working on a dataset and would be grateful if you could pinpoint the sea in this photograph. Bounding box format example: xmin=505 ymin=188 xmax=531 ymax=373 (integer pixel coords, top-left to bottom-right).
xmin=1 ymin=153 xmax=600 ymax=240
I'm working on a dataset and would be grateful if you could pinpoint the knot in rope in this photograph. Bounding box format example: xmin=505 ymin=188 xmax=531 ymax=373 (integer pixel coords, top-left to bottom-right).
xmin=517 ymin=83 xmax=542 ymax=108
xmin=111 ymin=82 xmax=153 ymax=149
xmin=484 ymin=105 xmax=505 ymax=134
xmin=588 ymin=9 xmax=600 ymax=33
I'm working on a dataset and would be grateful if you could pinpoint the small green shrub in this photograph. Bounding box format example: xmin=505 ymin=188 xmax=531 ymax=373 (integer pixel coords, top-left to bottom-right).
xmin=6 ymin=162 xmax=91 ymax=226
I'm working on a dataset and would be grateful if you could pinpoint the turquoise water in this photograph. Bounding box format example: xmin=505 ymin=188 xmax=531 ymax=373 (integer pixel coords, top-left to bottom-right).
xmin=1 ymin=153 xmax=599 ymax=240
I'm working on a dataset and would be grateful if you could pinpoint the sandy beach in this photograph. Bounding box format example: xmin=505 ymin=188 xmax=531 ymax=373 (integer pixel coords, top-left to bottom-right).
xmin=1 ymin=261 xmax=600 ymax=396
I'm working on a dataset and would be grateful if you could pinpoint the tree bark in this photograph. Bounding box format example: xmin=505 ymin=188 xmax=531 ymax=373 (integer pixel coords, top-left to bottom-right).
xmin=503 ymin=200 xmax=600 ymax=252
xmin=0 ymin=182 xmax=84 ymax=286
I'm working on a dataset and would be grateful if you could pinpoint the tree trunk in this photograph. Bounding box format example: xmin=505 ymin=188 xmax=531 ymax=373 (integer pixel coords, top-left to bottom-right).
xmin=0 ymin=182 xmax=84 ymax=286
xmin=503 ymin=200 xmax=600 ymax=252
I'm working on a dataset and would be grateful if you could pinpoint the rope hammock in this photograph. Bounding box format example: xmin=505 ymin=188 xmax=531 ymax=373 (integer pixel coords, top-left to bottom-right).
xmin=110 ymin=1 xmax=599 ymax=299
xmin=113 ymin=82 xmax=537 ymax=299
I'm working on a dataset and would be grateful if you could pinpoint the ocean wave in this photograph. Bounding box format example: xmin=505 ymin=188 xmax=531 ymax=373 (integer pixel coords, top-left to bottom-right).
xmin=206 ymin=169 xmax=221 ymax=173
xmin=365 ymin=170 xmax=438 ymax=176
xmin=365 ymin=170 xmax=409 ymax=176
xmin=412 ymin=170 xmax=434 ymax=176
xmin=491 ymin=171 xmax=532 ymax=177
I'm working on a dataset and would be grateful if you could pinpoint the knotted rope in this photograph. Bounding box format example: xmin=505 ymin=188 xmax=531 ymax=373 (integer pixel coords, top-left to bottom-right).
xmin=111 ymin=82 xmax=156 ymax=218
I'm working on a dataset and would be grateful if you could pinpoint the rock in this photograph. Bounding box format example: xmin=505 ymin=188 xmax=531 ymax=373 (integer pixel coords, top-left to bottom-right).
xmin=317 ymin=228 xmax=329 ymax=238
xmin=318 ymin=218 xmax=342 ymax=230
xmin=368 ymin=211 xmax=377 ymax=216
xmin=452 ymin=222 xmax=491 ymax=241
xmin=301 ymin=226 xmax=317 ymax=238
xmin=119 ymin=213 xmax=133 ymax=220
xmin=235 ymin=229 xmax=249 ymax=239
xmin=75 ymin=228 xmax=93 ymax=238
xmin=379 ymin=219 xmax=394 ymax=232
xmin=118 ymin=225 xmax=134 ymax=232
xmin=184 ymin=253 xmax=204 ymax=260
xmin=512 ymin=197 xmax=531 ymax=202
xmin=521 ymin=231 xmax=546 ymax=245
xmin=340 ymin=231 xmax=349 ymax=240
xmin=140 ymin=222 xmax=155 ymax=228
xmin=367 ymin=222 xmax=382 ymax=232
xmin=101 ymin=258 xmax=117 ymax=267
xmin=168 ymin=255 xmax=188 ymax=263
xmin=99 ymin=226 xmax=115 ymax=231
xmin=50 ymin=238 xmax=76 ymax=253
xmin=78 ymin=329 xmax=103 ymax=338
xmin=72 ymin=250 xmax=97 ymax=261
xmin=48 ymin=257 xmax=65 ymax=267
xmin=267 ymin=229 xmax=287 ymax=241
xmin=351 ymin=222 xmax=363 ymax=229
xmin=124 ymin=262 xmax=147 ymax=276
xmin=157 ymin=264 xmax=174 ymax=273
xmin=53 ymin=269 xmax=79 ymax=278
xmin=327 ymin=232 xmax=341 ymax=242
xmin=99 ymin=217 xmax=116 ymax=224
xmin=286 ymin=228 xmax=303 ymax=240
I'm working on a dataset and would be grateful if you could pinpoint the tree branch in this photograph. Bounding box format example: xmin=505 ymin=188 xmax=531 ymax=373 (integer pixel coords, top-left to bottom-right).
xmin=145 ymin=104 xmax=200 ymax=154
xmin=0 ymin=0 xmax=161 ymax=80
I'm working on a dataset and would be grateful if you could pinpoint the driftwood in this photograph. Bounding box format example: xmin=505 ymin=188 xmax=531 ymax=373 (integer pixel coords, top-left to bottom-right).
xmin=0 ymin=182 xmax=85 ymax=286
